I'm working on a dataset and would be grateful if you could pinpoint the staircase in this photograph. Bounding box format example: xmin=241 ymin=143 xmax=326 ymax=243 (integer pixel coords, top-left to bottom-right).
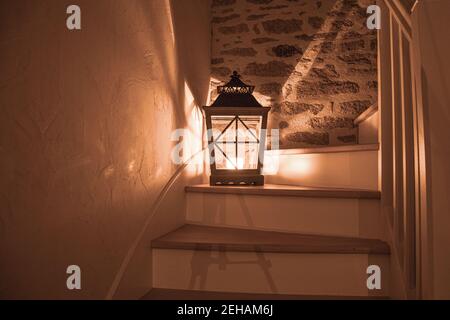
xmin=144 ymin=110 xmax=391 ymax=300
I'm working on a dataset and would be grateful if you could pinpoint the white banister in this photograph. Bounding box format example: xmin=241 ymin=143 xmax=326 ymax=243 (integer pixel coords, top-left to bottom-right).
xmin=378 ymin=0 xmax=423 ymax=299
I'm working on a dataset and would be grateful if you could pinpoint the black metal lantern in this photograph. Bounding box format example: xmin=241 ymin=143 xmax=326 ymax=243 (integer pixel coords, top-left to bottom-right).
xmin=203 ymin=71 xmax=271 ymax=186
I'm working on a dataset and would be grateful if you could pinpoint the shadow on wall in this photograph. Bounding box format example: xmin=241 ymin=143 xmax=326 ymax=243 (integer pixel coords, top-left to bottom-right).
xmin=210 ymin=0 xmax=378 ymax=148
xmin=109 ymin=0 xmax=212 ymax=300
xmin=187 ymin=194 xmax=277 ymax=293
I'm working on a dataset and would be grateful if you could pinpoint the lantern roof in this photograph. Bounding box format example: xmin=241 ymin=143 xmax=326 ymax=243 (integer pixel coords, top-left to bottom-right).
xmin=210 ymin=71 xmax=263 ymax=108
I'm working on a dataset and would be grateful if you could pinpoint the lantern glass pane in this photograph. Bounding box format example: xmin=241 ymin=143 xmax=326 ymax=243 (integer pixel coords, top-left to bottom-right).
xmin=211 ymin=115 xmax=262 ymax=170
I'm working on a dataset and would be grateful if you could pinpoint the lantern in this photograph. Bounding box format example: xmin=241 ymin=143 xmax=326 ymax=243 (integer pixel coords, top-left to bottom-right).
xmin=203 ymin=71 xmax=271 ymax=186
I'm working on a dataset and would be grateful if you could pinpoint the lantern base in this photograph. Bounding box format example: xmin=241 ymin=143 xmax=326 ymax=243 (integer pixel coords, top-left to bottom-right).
xmin=210 ymin=174 xmax=264 ymax=186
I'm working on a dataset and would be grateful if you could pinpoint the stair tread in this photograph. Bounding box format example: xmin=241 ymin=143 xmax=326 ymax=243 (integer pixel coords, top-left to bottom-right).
xmin=142 ymin=288 xmax=388 ymax=300
xmin=266 ymin=143 xmax=379 ymax=156
xmin=152 ymin=225 xmax=390 ymax=254
xmin=186 ymin=184 xmax=381 ymax=199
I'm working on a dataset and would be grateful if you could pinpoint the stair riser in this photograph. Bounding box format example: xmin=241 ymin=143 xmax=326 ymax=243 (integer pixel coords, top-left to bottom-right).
xmin=264 ymin=150 xmax=378 ymax=190
xmin=186 ymin=193 xmax=384 ymax=239
xmin=153 ymin=249 xmax=389 ymax=297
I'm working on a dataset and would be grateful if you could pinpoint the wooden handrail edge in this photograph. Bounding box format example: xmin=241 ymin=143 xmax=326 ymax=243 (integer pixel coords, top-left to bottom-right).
xmin=384 ymin=0 xmax=412 ymax=37
xmin=354 ymin=103 xmax=379 ymax=125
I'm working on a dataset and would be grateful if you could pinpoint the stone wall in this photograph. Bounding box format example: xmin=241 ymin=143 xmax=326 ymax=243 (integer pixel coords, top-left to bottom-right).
xmin=210 ymin=0 xmax=378 ymax=148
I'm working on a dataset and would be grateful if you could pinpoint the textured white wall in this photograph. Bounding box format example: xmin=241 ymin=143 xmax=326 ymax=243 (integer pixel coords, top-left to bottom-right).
xmin=0 ymin=0 xmax=210 ymax=299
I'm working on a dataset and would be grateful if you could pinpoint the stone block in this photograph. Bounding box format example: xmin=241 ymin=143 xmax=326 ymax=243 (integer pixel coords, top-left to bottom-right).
xmin=221 ymin=47 xmax=258 ymax=56
xmin=309 ymin=117 xmax=354 ymax=130
xmin=218 ymin=23 xmax=249 ymax=34
xmin=212 ymin=14 xmax=240 ymax=23
xmin=213 ymin=0 xmax=236 ymax=7
xmin=285 ymin=131 xmax=330 ymax=145
xmin=272 ymin=44 xmax=303 ymax=57
xmin=339 ymin=100 xmax=372 ymax=116
xmin=258 ymin=82 xmax=283 ymax=96
xmin=244 ymin=61 xmax=294 ymax=77
xmin=297 ymin=80 xmax=359 ymax=97
xmin=262 ymin=19 xmax=303 ymax=34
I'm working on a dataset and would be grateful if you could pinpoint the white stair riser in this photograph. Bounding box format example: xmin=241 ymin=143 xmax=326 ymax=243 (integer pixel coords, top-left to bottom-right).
xmin=186 ymin=193 xmax=384 ymax=239
xmin=153 ymin=249 xmax=389 ymax=297
xmin=264 ymin=150 xmax=378 ymax=190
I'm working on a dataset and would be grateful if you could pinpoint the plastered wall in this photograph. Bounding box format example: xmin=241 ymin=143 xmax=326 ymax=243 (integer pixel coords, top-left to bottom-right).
xmin=0 ymin=0 xmax=210 ymax=299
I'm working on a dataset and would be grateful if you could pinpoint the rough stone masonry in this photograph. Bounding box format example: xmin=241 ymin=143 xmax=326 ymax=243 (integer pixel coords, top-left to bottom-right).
xmin=210 ymin=0 xmax=378 ymax=148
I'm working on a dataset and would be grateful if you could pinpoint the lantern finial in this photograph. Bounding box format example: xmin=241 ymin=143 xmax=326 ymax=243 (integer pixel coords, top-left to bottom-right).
xmin=231 ymin=71 xmax=240 ymax=79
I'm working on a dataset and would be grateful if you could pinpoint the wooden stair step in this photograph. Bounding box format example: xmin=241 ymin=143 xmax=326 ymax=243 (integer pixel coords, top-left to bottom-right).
xmin=142 ymin=288 xmax=388 ymax=300
xmin=185 ymin=184 xmax=381 ymax=199
xmin=152 ymin=225 xmax=390 ymax=254
xmin=266 ymin=143 xmax=379 ymax=156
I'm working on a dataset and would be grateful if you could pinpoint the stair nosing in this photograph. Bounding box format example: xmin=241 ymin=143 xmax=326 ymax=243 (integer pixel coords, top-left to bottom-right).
xmin=185 ymin=184 xmax=381 ymax=199
xmin=151 ymin=225 xmax=390 ymax=255
xmin=142 ymin=288 xmax=389 ymax=300
xmin=266 ymin=143 xmax=379 ymax=156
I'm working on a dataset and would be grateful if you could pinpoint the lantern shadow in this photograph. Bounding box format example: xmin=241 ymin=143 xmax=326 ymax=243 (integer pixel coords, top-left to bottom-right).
xmin=187 ymin=193 xmax=278 ymax=293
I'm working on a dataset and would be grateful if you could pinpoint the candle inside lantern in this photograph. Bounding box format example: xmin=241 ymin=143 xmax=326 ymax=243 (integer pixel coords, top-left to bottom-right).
xmin=226 ymin=156 xmax=245 ymax=170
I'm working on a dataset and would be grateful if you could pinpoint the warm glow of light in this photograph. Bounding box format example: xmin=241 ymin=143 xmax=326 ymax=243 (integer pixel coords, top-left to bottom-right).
xmin=208 ymin=77 xmax=221 ymax=105
xmin=263 ymin=152 xmax=315 ymax=177
xmin=164 ymin=0 xmax=176 ymax=46
xmin=128 ymin=160 xmax=136 ymax=173
xmin=225 ymin=157 xmax=245 ymax=170
xmin=182 ymin=81 xmax=205 ymax=175
xmin=283 ymin=155 xmax=314 ymax=178
xmin=262 ymin=152 xmax=280 ymax=175
xmin=185 ymin=82 xmax=195 ymax=108
xmin=104 ymin=165 xmax=115 ymax=178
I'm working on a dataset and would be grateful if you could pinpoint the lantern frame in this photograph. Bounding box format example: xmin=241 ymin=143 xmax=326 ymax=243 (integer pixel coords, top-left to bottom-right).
xmin=203 ymin=72 xmax=271 ymax=186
